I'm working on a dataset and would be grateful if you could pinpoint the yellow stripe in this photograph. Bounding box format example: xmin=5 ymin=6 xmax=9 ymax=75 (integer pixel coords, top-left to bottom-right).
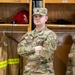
xmin=0 ymin=58 xmax=19 ymax=68
xmin=8 ymin=58 xmax=19 ymax=64
xmin=0 ymin=60 xmax=7 ymax=68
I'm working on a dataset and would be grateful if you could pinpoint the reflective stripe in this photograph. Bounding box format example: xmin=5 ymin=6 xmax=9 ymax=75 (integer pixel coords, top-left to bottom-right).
xmin=8 ymin=58 xmax=19 ymax=64
xmin=0 ymin=58 xmax=19 ymax=68
xmin=0 ymin=60 xmax=7 ymax=68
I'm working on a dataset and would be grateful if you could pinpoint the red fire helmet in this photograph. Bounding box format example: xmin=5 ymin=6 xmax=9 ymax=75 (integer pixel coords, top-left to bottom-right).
xmin=12 ymin=10 xmax=29 ymax=24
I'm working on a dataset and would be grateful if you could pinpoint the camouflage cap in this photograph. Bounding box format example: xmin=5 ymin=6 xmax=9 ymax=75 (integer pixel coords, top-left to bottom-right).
xmin=33 ymin=8 xmax=48 ymax=15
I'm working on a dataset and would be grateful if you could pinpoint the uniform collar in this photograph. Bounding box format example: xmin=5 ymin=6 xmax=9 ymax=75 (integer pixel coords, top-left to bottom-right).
xmin=34 ymin=27 xmax=47 ymax=33
xmin=33 ymin=27 xmax=47 ymax=36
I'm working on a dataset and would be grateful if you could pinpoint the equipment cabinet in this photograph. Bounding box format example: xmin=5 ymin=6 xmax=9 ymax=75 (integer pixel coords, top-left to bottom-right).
xmin=42 ymin=0 xmax=75 ymax=29
xmin=0 ymin=0 xmax=32 ymax=41
xmin=0 ymin=0 xmax=32 ymax=32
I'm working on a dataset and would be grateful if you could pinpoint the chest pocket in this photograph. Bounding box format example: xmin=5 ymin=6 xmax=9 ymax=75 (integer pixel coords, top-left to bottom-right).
xmin=35 ymin=36 xmax=47 ymax=46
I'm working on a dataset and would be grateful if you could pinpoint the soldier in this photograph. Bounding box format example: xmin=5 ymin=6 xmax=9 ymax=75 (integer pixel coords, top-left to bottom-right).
xmin=17 ymin=7 xmax=57 ymax=75
xmin=66 ymin=43 xmax=75 ymax=75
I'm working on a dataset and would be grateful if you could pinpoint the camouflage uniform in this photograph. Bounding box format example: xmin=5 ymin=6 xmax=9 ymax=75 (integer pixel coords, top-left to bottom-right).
xmin=66 ymin=43 xmax=75 ymax=75
xmin=17 ymin=27 xmax=57 ymax=75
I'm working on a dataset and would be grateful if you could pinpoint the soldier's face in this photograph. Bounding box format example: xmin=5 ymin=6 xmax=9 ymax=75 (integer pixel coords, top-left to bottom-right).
xmin=33 ymin=14 xmax=48 ymax=26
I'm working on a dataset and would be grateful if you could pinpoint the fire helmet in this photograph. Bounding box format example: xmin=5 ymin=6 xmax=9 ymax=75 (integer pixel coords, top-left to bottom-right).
xmin=12 ymin=10 xmax=29 ymax=24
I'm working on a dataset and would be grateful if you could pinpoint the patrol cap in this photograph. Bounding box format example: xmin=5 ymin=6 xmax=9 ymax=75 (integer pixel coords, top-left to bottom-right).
xmin=33 ymin=8 xmax=48 ymax=16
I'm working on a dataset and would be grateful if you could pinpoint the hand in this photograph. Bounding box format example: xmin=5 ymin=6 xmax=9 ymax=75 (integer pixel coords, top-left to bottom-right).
xmin=34 ymin=46 xmax=43 ymax=55
xmin=34 ymin=46 xmax=43 ymax=51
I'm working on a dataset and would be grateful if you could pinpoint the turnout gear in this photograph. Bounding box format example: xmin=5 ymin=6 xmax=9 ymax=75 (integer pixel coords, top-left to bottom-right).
xmin=0 ymin=34 xmax=20 ymax=75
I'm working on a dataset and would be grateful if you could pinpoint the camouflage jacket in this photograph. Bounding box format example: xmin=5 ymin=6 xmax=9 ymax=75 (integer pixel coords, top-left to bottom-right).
xmin=66 ymin=43 xmax=75 ymax=75
xmin=17 ymin=27 xmax=57 ymax=75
